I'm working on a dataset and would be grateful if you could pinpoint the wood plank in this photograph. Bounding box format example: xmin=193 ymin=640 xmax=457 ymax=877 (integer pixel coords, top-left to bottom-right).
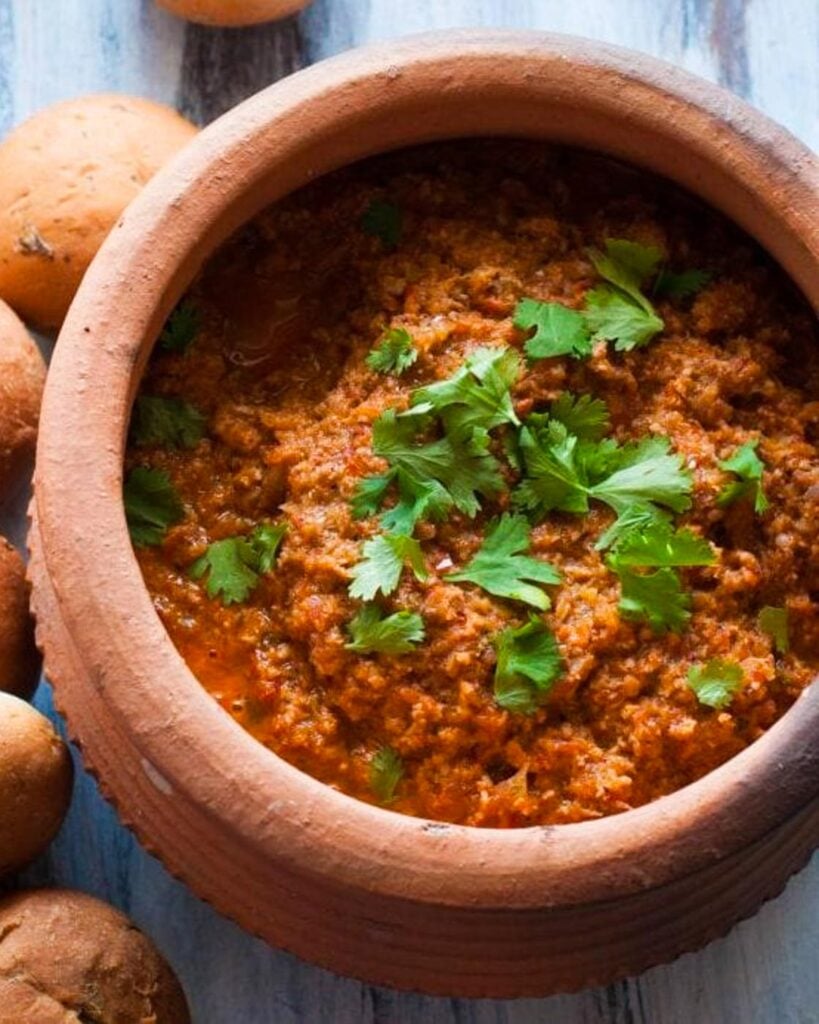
xmin=0 ymin=1 xmax=816 ymax=1021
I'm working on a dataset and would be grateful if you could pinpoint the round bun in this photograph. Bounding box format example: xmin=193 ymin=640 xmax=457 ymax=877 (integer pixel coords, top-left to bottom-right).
xmin=0 ymin=889 xmax=191 ymax=1023
xmin=0 ymin=95 xmax=197 ymax=331
xmin=0 ymin=537 xmax=40 ymax=699
xmin=157 ymin=0 xmax=309 ymax=26
xmin=0 ymin=299 xmax=45 ymax=500
xmin=0 ymin=694 xmax=72 ymax=875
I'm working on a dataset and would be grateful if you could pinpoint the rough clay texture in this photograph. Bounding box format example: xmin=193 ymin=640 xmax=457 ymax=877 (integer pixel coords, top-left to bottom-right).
xmin=28 ymin=33 xmax=819 ymax=996
xmin=0 ymin=299 xmax=44 ymax=503
xmin=157 ymin=0 xmax=310 ymax=26
xmin=0 ymin=693 xmax=72 ymax=876
xmin=0 ymin=95 xmax=197 ymax=332
xmin=0 ymin=889 xmax=191 ymax=1024
xmin=0 ymin=537 xmax=40 ymax=699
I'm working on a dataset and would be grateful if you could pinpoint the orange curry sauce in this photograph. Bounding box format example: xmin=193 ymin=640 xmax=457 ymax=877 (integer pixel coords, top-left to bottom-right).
xmin=128 ymin=142 xmax=819 ymax=827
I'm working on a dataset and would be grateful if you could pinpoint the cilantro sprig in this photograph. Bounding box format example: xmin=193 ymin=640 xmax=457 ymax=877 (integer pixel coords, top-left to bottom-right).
xmin=687 ymin=659 xmax=745 ymax=709
xmin=449 ymin=514 xmax=560 ymax=610
xmin=606 ymin=522 xmax=714 ymax=634
xmin=345 ymin=604 xmax=425 ymax=655
xmin=159 ymin=301 xmax=200 ymax=354
xmin=190 ymin=523 xmax=287 ymax=605
xmin=124 ymin=467 xmax=184 ymax=547
xmin=366 ymin=326 xmax=417 ymax=376
xmin=493 ymin=616 xmax=563 ymax=714
xmin=353 ymin=347 xmax=519 ymax=532
xmin=718 ymin=440 xmax=768 ymax=514
xmin=370 ymin=746 xmax=403 ymax=803
xmin=132 ymin=396 xmax=206 ymax=449
xmin=348 ymin=534 xmax=428 ymax=601
xmin=361 ymin=199 xmax=402 ymax=249
xmin=758 ymin=605 xmax=789 ymax=653
xmin=516 ymin=240 xmax=709 ymax=364
xmin=513 ymin=415 xmax=693 ymax=530
xmin=514 ymin=300 xmax=592 ymax=361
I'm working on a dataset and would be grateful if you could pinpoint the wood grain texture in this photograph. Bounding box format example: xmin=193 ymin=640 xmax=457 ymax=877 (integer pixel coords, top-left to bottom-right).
xmin=0 ymin=2 xmax=817 ymax=1022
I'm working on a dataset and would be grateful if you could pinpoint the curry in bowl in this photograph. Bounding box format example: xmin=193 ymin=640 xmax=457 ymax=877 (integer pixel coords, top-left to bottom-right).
xmin=124 ymin=141 xmax=819 ymax=827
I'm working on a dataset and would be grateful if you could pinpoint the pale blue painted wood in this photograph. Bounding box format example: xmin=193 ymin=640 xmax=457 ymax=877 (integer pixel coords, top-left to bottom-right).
xmin=1 ymin=2 xmax=817 ymax=1022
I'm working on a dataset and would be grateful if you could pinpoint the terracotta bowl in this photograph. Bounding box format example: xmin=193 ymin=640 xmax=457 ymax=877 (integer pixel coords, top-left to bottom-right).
xmin=29 ymin=30 xmax=819 ymax=997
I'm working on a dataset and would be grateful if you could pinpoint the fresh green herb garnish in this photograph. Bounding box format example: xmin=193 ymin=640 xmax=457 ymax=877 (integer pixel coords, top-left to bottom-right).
xmin=584 ymin=286 xmax=665 ymax=351
xmin=345 ymin=604 xmax=425 ymax=655
xmin=758 ymin=605 xmax=789 ymax=654
xmin=190 ymin=523 xmax=287 ymax=605
xmin=159 ymin=301 xmax=200 ymax=353
xmin=370 ymin=746 xmax=403 ymax=803
xmin=348 ymin=534 xmax=428 ymax=601
xmin=132 ymin=396 xmax=206 ymax=449
xmin=124 ymin=467 xmax=184 ymax=547
xmin=605 ymin=523 xmax=712 ymax=634
xmin=608 ymin=560 xmax=692 ymax=634
xmin=513 ymin=421 xmax=692 ymax=524
xmin=590 ymin=239 xmax=663 ymax=306
xmin=687 ymin=659 xmax=745 ymax=709
xmin=493 ymin=616 xmax=563 ymax=714
xmin=718 ymin=440 xmax=768 ymax=514
xmin=594 ymin=502 xmax=672 ymax=552
xmin=449 ymin=514 xmax=560 ymax=610
xmin=410 ymin=345 xmax=521 ymax=436
xmin=514 ymin=299 xmax=592 ymax=361
xmin=361 ymin=199 xmax=403 ymax=249
xmin=366 ymin=327 xmax=417 ymax=376
xmin=548 ymin=392 xmax=611 ymax=441
xmin=612 ymin=522 xmax=715 ymax=567
xmin=653 ymin=267 xmax=711 ymax=300
xmin=584 ymin=239 xmax=664 ymax=350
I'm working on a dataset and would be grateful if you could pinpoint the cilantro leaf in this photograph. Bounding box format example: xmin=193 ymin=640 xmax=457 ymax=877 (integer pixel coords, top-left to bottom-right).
xmin=372 ymin=408 xmax=504 ymax=521
xmin=132 ymin=396 xmax=206 ymax=449
xmin=366 ymin=327 xmax=417 ymax=376
xmin=351 ymin=471 xmax=397 ymax=521
xmin=348 ymin=534 xmax=428 ymax=601
xmin=687 ymin=659 xmax=744 ymax=709
xmin=345 ymin=604 xmax=425 ymax=654
xmin=449 ymin=514 xmax=560 ymax=610
xmin=514 ymin=299 xmax=592 ymax=361
xmin=608 ymin=557 xmax=691 ymax=634
xmin=159 ymin=301 xmax=199 ymax=353
xmin=251 ymin=522 xmax=288 ymax=572
xmin=124 ymin=467 xmax=184 ymax=547
xmin=411 ymin=345 xmax=521 ymax=436
xmin=718 ymin=440 xmax=768 ymax=514
xmin=514 ymin=423 xmax=692 ymax=525
xmin=190 ymin=522 xmax=287 ymax=604
xmin=190 ymin=537 xmax=259 ymax=605
xmin=585 ymin=285 xmax=664 ymax=351
xmin=549 ymin=392 xmax=611 ymax=441
xmin=361 ymin=199 xmax=402 ymax=249
xmin=590 ymin=239 xmax=663 ymax=310
xmin=379 ymin=471 xmax=453 ymax=536
xmin=653 ymin=267 xmax=711 ymax=300
xmin=611 ymin=521 xmax=715 ymax=567
xmin=758 ymin=605 xmax=789 ymax=653
xmin=513 ymin=420 xmax=590 ymax=516
xmin=594 ymin=502 xmax=672 ymax=552
xmin=493 ymin=616 xmax=563 ymax=714
xmin=370 ymin=746 xmax=403 ymax=803
xmin=589 ymin=436 xmax=693 ymax=514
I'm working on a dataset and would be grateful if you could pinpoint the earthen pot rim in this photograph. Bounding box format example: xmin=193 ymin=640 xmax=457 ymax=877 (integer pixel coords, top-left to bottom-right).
xmin=32 ymin=29 xmax=819 ymax=911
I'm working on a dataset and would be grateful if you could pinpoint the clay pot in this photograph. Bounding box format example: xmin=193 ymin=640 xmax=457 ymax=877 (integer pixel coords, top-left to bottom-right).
xmin=156 ymin=0 xmax=310 ymax=26
xmin=29 ymin=32 xmax=819 ymax=997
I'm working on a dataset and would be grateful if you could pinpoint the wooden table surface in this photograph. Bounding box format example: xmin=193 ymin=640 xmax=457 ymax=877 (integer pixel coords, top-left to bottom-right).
xmin=1 ymin=2 xmax=818 ymax=1022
